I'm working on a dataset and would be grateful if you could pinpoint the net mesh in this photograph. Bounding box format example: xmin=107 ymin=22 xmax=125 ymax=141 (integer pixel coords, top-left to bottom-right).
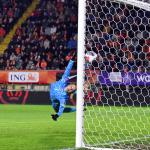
xmin=83 ymin=0 xmax=150 ymax=149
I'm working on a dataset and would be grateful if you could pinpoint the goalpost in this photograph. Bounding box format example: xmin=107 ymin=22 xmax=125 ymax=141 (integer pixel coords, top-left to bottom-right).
xmin=76 ymin=0 xmax=150 ymax=149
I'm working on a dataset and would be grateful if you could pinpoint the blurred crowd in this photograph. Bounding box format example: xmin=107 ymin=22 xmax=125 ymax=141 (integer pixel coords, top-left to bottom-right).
xmin=0 ymin=0 xmax=77 ymax=70
xmin=86 ymin=1 xmax=150 ymax=73
xmin=0 ymin=0 xmax=32 ymax=42
xmin=0 ymin=0 xmax=149 ymax=72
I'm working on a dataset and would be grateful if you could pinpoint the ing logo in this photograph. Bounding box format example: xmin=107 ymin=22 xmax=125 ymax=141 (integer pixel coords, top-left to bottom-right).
xmin=0 ymin=91 xmax=29 ymax=104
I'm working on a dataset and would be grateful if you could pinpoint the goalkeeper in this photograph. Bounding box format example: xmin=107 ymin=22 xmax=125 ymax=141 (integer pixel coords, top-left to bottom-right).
xmin=50 ymin=58 xmax=76 ymax=121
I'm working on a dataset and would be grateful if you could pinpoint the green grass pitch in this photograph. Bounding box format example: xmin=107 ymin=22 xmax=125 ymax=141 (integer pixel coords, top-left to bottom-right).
xmin=0 ymin=104 xmax=76 ymax=150
xmin=1 ymin=104 xmax=150 ymax=150
xmin=84 ymin=106 xmax=150 ymax=149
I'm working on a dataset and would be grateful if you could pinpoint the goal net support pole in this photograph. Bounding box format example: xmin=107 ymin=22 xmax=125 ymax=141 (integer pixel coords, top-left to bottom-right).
xmin=76 ymin=0 xmax=86 ymax=148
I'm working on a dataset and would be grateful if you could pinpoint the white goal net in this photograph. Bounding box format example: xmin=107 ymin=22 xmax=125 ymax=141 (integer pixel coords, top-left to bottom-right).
xmin=76 ymin=0 xmax=150 ymax=149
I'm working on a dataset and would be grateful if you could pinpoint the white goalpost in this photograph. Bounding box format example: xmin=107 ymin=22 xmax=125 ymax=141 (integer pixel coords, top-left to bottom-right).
xmin=76 ymin=0 xmax=150 ymax=149
xmin=76 ymin=0 xmax=86 ymax=148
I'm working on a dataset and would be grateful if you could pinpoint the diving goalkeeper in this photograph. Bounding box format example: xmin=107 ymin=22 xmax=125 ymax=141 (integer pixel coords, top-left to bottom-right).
xmin=50 ymin=59 xmax=76 ymax=121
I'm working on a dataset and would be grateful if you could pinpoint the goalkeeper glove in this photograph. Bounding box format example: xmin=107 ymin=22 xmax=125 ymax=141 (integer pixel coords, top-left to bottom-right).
xmin=51 ymin=114 xmax=59 ymax=121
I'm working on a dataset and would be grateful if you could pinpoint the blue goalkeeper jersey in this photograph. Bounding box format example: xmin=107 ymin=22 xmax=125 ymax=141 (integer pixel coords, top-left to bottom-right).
xmin=50 ymin=60 xmax=74 ymax=116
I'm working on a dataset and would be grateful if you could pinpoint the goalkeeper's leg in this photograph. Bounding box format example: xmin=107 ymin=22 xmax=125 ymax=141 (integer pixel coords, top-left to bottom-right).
xmin=63 ymin=107 xmax=76 ymax=113
xmin=63 ymin=107 xmax=86 ymax=113
xmin=52 ymin=100 xmax=60 ymax=113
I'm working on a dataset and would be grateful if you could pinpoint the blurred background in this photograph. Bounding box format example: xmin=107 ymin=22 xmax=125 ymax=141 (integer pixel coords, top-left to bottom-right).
xmin=0 ymin=0 xmax=78 ymax=105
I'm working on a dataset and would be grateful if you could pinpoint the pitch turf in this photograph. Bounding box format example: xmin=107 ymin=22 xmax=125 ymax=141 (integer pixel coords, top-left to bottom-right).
xmin=84 ymin=106 xmax=150 ymax=149
xmin=1 ymin=105 xmax=150 ymax=150
xmin=0 ymin=104 xmax=76 ymax=150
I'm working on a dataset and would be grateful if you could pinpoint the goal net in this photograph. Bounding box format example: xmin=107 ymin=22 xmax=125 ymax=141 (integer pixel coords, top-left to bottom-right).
xmin=76 ymin=0 xmax=150 ymax=149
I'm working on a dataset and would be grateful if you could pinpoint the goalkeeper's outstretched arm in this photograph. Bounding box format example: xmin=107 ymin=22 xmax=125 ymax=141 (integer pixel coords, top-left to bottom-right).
xmin=62 ymin=51 xmax=76 ymax=80
xmin=62 ymin=60 xmax=74 ymax=80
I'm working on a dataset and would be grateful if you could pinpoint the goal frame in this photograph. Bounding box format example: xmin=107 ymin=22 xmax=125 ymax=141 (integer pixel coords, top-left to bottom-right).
xmin=76 ymin=0 xmax=150 ymax=149
xmin=76 ymin=0 xmax=86 ymax=148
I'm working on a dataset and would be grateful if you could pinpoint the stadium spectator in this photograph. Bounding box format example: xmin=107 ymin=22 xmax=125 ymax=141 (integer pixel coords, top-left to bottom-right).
xmin=1 ymin=0 xmax=149 ymax=74
xmin=0 ymin=25 xmax=6 ymax=42
xmin=89 ymin=1 xmax=150 ymax=73
xmin=0 ymin=57 xmax=5 ymax=69
xmin=0 ymin=0 xmax=32 ymax=42
xmin=1 ymin=0 xmax=78 ymax=70
xmin=40 ymin=59 xmax=47 ymax=70
xmin=67 ymin=36 xmax=77 ymax=50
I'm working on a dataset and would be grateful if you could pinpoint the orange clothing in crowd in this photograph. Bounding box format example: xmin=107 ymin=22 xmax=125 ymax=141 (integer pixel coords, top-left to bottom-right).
xmin=0 ymin=27 xmax=6 ymax=38
xmin=40 ymin=60 xmax=47 ymax=69
xmin=15 ymin=47 xmax=21 ymax=54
